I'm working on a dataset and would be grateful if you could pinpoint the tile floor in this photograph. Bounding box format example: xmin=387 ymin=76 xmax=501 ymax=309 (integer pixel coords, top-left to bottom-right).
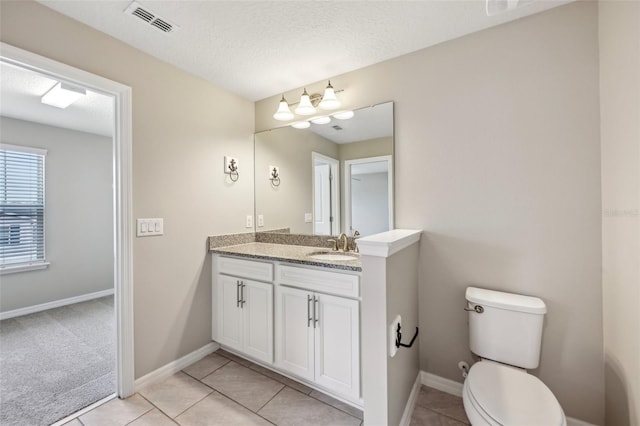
xmin=63 ymin=349 xmax=469 ymax=426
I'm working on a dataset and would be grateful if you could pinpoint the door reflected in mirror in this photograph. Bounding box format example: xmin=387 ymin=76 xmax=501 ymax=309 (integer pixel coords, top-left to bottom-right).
xmin=254 ymin=101 xmax=393 ymax=237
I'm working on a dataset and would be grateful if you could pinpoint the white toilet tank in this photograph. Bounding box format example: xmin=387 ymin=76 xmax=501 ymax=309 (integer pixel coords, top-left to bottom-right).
xmin=466 ymin=287 xmax=547 ymax=369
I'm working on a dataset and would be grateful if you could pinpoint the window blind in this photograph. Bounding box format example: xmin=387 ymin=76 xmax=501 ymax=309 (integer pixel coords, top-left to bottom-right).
xmin=0 ymin=144 xmax=47 ymax=268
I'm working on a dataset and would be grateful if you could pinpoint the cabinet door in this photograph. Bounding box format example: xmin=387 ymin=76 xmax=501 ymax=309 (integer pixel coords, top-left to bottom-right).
xmin=243 ymin=280 xmax=273 ymax=364
xmin=275 ymin=286 xmax=314 ymax=381
xmin=217 ymin=275 xmax=243 ymax=352
xmin=314 ymin=293 xmax=360 ymax=401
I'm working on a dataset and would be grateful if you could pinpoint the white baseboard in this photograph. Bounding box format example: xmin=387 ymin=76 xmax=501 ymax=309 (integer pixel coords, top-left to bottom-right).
xmin=399 ymin=371 xmax=422 ymax=426
xmin=134 ymin=342 xmax=219 ymax=392
xmin=0 ymin=288 xmax=114 ymax=320
xmin=420 ymin=371 xmax=596 ymax=426
xmin=420 ymin=371 xmax=463 ymax=397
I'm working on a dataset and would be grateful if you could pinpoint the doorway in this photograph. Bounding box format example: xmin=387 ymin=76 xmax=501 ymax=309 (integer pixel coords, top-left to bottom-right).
xmin=0 ymin=43 xmax=134 ymax=416
xmin=312 ymin=152 xmax=340 ymax=236
xmin=344 ymin=155 xmax=393 ymax=237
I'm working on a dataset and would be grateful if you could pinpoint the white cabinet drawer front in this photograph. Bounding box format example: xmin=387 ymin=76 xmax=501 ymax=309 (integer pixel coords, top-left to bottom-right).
xmin=218 ymin=256 xmax=273 ymax=282
xmin=279 ymin=265 xmax=359 ymax=298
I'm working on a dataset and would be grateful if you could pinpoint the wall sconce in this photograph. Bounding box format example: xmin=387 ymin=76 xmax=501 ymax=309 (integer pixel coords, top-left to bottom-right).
xmin=273 ymin=80 xmax=345 ymax=122
xmin=224 ymin=156 xmax=239 ymax=182
xmin=269 ymin=166 xmax=280 ymax=187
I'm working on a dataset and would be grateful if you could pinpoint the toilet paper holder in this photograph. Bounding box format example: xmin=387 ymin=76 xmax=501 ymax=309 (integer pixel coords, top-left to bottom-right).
xmin=395 ymin=323 xmax=419 ymax=349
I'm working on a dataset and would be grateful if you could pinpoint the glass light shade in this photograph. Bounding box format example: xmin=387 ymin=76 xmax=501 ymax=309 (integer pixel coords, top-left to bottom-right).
xmin=294 ymin=89 xmax=316 ymax=115
xmin=332 ymin=110 xmax=354 ymax=120
xmin=273 ymin=96 xmax=294 ymax=121
xmin=318 ymin=82 xmax=341 ymax=110
xmin=291 ymin=121 xmax=311 ymax=129
xmin=41 ymin=82 xmax=86 ymax=108
xmin=311 ymin=116 xmax=331 ymax=125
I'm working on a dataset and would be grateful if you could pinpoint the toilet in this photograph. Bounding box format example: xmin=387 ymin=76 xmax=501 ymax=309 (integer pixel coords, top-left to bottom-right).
xmin=462 ymin=287 xmax=566 ymax=426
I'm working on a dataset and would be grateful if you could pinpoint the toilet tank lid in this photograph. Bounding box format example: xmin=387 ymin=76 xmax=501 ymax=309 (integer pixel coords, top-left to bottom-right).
xmin=466 ymin=287 xmax=547 ymax=314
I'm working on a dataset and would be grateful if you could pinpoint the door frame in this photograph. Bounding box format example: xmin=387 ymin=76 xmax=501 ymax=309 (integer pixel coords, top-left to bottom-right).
xmin=344 ymin=155 xmax=393 ymax=236
xmin=0 ymin=42 xmax=135 ymax=397
xmin=311 ymin=152 xmax=340 ymax=235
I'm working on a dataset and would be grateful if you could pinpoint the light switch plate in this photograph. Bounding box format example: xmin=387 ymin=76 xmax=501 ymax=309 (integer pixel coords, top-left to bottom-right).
xmin=246 ymin=215 xmax=253 ymax=228
xmin=304 ymin=213 xmax=312 ymax=223
xmin=137 ymin=218 xmax=164 ymax=237
xmin=257 ymin=214 xmax=264 ymax=227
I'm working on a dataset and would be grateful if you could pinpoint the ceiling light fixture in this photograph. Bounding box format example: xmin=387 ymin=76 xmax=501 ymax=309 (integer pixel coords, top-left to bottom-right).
xmin=273 ymin=95 xmax=295 ymax=121
xmin=41 ymin=82 xmax=86 ymax=108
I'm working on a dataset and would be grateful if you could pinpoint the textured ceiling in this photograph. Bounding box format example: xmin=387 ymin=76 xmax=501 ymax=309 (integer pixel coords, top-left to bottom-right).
xmin=37 ymin=0 xmax=572 ymax=102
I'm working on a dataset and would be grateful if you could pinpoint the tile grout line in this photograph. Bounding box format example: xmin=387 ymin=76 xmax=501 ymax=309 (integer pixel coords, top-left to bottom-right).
xmin=133 ymin=393 xmax=178 ymax=425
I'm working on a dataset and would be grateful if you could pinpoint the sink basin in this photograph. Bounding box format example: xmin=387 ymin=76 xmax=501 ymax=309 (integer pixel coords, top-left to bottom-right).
xmin=307 ymin=251 xmax=358 ymax=261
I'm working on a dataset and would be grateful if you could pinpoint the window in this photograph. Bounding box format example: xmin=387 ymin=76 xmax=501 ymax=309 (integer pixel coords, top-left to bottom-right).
xmin=0 ymin=143 xmax=47 ymax=270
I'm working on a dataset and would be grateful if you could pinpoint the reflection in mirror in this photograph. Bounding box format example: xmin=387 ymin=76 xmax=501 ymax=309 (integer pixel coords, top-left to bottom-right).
xmin=254 ymin=101 xmax=393 ymax=237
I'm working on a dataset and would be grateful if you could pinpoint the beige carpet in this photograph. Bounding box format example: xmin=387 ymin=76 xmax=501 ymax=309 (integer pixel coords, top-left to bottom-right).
xmin=0 ymin=296 xmax=115 ymax=426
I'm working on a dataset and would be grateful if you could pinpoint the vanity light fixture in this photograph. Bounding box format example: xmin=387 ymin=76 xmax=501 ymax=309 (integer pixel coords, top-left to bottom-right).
xmin=274 ymin=80 xmax=346 ymax=122
xmin=311 ymin=116 xmax=331 ymax=125
xmin=290 ymin=121 xmax=311 ymax=129
xmin=294 ymin=89 xmax=316 ymax=116
xmin=318 ymin=81 xmax=341 ymax=110
xmin=273 ymin=95 xmax=295 ymax=121
xmin=41 ymin=82 xmax=86 ymax=108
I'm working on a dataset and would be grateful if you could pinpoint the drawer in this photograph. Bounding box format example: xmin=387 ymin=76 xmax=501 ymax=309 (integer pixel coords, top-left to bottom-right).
xmin=218 ymin=256 xmax=273 ymax=282
xmin=278 ymin=265 xmax=359 ymax=298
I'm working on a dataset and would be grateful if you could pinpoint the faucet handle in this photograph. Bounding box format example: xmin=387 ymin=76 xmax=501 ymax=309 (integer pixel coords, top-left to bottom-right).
xmin=327 ymin=239 xmax=338 ymax=251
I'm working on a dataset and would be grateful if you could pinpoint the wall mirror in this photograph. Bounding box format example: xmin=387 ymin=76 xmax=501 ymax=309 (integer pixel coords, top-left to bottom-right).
xmin=254 ymin=101 xmax=393 ymax=237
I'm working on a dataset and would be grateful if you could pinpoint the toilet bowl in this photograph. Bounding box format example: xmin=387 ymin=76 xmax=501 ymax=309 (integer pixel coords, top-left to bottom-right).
xmin=463 ymin=287 xmax=566 ymax=426
xmin=462 ymin=360 xmax=566 ymax=426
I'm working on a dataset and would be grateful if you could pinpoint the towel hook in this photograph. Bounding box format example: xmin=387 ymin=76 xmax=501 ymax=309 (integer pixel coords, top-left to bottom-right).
xmin=395 ymin=323 xmax=419 ymax=349
xmin=269 ymin=166 xmax=281 ymax=187
xmin=227 ymin=158 xmax=239 ymax=182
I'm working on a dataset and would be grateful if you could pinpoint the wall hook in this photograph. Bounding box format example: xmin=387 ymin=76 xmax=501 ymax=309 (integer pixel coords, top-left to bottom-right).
xmin=395 ymin=323 xmax=419 ymax=349
xmin=269 ymin=165 xmax=280 ymax=187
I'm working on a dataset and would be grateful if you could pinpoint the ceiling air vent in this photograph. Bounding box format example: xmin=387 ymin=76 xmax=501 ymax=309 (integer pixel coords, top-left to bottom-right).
xmin=124 ymin=1 xmax=178 ymax=34
xmin=332 ymin=125 xmax=343 ymax=131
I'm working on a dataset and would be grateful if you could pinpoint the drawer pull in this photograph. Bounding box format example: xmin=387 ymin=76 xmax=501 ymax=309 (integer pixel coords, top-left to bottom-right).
xmin=307 ymin=294 xmax=313 ymax=327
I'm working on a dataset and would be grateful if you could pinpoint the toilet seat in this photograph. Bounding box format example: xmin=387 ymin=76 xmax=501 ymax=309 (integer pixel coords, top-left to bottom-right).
xmin=464 ymin=360 xmax=566 ymax=426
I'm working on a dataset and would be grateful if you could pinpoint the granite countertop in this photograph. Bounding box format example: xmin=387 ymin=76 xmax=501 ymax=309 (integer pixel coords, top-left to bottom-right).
xmin=210 ymin=242 xmax=361 ymax=272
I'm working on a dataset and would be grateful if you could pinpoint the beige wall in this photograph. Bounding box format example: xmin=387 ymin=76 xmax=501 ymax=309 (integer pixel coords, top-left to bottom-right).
xmin=257 ymin=2 xmax=604 ymax=423
xmin=337 ymin=137 xmax=393 ymax=162
xmin=0 ymin=117 xmax=113 ymax=312
xmin=254 ymin=127 xmax=337 ymax=234
xmin=599 ymin=1 xmax=640 ymax=425
xmin=0 ymin=1 xmax=255 ymax=378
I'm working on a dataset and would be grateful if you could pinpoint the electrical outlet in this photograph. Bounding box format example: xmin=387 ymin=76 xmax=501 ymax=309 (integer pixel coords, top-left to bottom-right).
xmin=257 ymin=215 xmax=264 ymax=227
xmin=246 ymin=215 xmax=253 ymax=228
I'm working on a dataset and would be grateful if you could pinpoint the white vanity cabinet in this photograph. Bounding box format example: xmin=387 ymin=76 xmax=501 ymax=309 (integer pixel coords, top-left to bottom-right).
xmin=214 ymin=256 xmax=274 ymax=364
xmin=275 ymin=265 xmax=361 ymax=402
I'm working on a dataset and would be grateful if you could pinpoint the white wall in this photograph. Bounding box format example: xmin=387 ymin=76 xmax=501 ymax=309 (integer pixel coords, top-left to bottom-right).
xmin=599 ymin=1 xmax=640 ymax=424
xmin=256 ymin=2 xmax=604 ymax=423
xmin=0 ymin=117 xmax=113 ymax=312
xmin=0 ymin=1 xmax=255 ymax=378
